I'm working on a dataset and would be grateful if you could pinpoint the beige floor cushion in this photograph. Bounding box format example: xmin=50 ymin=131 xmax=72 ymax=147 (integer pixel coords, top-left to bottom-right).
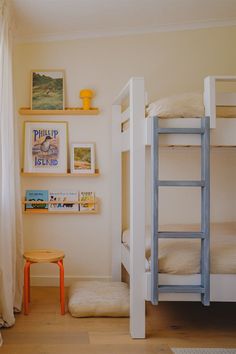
xmin=68 ymin=281 xmax=129 ymax=317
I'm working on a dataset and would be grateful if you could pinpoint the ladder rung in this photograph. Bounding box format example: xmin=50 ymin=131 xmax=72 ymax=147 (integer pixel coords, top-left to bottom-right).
xmin=158 ymin=180 xmax=205 ymax=187
xmin=158 ymin=285 xmax=205 ymax=294
xmin=157 ymin=128 xmax=204 ymax=134
xmin=157 ymin=231 xmax=206 ymax=239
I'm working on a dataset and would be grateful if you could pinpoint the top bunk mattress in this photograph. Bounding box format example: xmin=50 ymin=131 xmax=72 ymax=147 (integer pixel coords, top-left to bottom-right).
xmin=146 ymin=93 xmax=236 ymax=119
xmin=122 ymin=223 xmax=236 ymax=275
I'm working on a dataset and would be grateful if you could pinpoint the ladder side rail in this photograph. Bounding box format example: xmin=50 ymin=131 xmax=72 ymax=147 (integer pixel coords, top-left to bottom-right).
xmin=201 ymin=116 xmax=210 ymax=305
xmin=151 ymin=116 xmax=159 ymax=305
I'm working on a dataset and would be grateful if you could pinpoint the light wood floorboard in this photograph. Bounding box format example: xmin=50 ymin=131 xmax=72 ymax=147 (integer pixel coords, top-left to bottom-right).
xmin=1 ymin=287 xmax=236 ymax=353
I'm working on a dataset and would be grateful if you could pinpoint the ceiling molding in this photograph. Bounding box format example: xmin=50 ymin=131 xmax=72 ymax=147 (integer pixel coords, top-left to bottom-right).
xmin=15 ymin=19 xmax=236 ymax=44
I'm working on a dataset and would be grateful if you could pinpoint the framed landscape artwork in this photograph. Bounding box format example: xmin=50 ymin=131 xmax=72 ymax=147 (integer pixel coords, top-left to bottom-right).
xmin=71 ymin=143 xmax=95 ymax=174
xmin=24 ymin=121 xmax=68 ymax=173
xmin=31 ymin=70 xmax=65 ymax=110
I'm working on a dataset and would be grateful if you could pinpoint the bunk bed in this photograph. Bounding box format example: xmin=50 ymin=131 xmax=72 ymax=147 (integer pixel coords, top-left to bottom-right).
xmin=112 ymin=76 xmax=236 ymax=339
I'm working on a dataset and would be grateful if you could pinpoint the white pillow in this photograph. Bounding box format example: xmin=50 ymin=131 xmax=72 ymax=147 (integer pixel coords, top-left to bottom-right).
xmin=68 ymin=281 xmax=129 ymax=317
xmin=122 ymin=226 xmax=151 ymax=258
xmin=147 ymin=92 xmax=204 ymax=118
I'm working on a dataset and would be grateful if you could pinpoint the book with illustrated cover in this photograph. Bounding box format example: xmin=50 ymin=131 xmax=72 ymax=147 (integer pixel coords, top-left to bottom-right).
xmin=48 ymin=191 xmax=78 ymax=212
xmin=79 ymin=192 xmax=95 ymax=212
xmin=25 ymin=190 xmax=48 ymax=210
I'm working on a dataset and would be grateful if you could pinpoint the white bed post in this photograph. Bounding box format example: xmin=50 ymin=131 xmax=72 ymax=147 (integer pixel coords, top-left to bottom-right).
xmin=204 ymin=76 xmax=216 ymax=128
xmin=129 ymin=77 xmax=146 ymax=338
xmin=111 ymin=104 xmax=122 ymax=281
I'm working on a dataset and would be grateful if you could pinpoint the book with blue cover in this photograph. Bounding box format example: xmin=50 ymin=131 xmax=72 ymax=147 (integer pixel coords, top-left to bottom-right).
xmin=25 ymin=190 xmax=48 ymax=210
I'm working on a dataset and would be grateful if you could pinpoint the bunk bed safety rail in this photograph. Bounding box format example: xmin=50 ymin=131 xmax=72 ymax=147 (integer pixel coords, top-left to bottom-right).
xmin=204 ymin=76 xmax=236 ymax=129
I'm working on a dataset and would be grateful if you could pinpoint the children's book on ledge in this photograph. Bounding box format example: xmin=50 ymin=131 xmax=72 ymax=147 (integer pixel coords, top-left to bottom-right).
xmin=25 ymin=190 xmax=48 ymax=210
xmin=49 ymin=191 xmax=78 ymax=212
xmin=80 ymin=191 xmax=95 ymax=212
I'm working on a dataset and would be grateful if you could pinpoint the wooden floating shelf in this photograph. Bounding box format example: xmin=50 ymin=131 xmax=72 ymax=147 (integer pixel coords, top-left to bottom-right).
xmin=23 ymin=210 xmax=98 ymax=215
xmin=22 ymin=201 xmax=98 ymax=205
xmin=22 ymin=198 xmax=99 ymax=214
xmin=19 ymin=107 xmax=99 ymax=116
xmin=21 ymin=169 xmax=100 ymax=177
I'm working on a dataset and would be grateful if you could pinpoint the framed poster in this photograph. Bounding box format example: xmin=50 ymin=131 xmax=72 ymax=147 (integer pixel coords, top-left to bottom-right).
xmin=31 ymin=70 xmax=65 ymax=110
xmin=71 ymin=143 xmax=95 ymax=174
xmin=23 ymin=121 xmax=68 ymax=173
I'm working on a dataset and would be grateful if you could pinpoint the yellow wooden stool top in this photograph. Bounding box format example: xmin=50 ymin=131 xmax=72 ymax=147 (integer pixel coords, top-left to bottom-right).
xmin=23 ymin=249 xmax=65 ymax=263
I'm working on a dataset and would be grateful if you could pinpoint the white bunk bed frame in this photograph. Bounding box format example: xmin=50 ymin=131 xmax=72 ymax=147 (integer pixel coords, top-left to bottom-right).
xmin=112 ymin=76 xmax=236 ymax=338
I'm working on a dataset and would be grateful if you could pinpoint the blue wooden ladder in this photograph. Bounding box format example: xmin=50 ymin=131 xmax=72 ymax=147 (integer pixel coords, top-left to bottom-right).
xmin=151 ymin=116 xmax=210 ymax=306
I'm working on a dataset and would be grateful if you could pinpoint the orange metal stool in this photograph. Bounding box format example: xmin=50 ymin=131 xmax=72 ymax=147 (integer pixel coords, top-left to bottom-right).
xmin=23 ymin=249 xmax=65 ymax=315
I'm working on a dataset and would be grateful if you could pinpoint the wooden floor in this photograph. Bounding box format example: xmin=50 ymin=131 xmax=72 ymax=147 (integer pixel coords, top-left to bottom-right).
xmin=1 ymin=287 xmax=236 ymax=354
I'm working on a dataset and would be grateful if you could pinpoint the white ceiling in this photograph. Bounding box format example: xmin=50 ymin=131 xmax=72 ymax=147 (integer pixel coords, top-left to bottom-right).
xmin=11 ymin=0 xmax=236 ymax=42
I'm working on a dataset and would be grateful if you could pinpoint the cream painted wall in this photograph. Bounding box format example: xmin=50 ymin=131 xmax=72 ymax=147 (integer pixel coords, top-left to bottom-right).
xmin=14 ymin=26 xmax=236 ymax=284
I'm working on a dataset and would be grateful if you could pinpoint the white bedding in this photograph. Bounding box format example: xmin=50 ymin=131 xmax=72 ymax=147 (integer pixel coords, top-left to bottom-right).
xmin=146 ymin=93 xmax=204 ymax=118
xmin=146 ymin=92 xmax=236 ymax=119
xmin=122 ymin=223 xmax=236 ymax=275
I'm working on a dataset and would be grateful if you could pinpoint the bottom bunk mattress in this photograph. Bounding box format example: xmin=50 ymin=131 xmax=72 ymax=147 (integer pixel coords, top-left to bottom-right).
xmin=122 ymin=223 xmax=236 ymax=275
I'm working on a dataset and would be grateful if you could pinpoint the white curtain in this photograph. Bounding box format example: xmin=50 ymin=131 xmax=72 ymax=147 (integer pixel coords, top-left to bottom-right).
xmin=0 ymin=0 xmax=24 ymax=345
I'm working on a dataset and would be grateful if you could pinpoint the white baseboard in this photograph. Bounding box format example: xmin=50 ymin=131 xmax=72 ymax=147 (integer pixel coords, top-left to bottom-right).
xmin=30 ymin=275 xmax=112 ymax=287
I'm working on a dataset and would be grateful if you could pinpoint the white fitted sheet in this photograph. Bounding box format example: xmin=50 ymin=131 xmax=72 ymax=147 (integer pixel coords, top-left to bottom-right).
xmin=122 ymin=223 xmax=236 ymax=274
